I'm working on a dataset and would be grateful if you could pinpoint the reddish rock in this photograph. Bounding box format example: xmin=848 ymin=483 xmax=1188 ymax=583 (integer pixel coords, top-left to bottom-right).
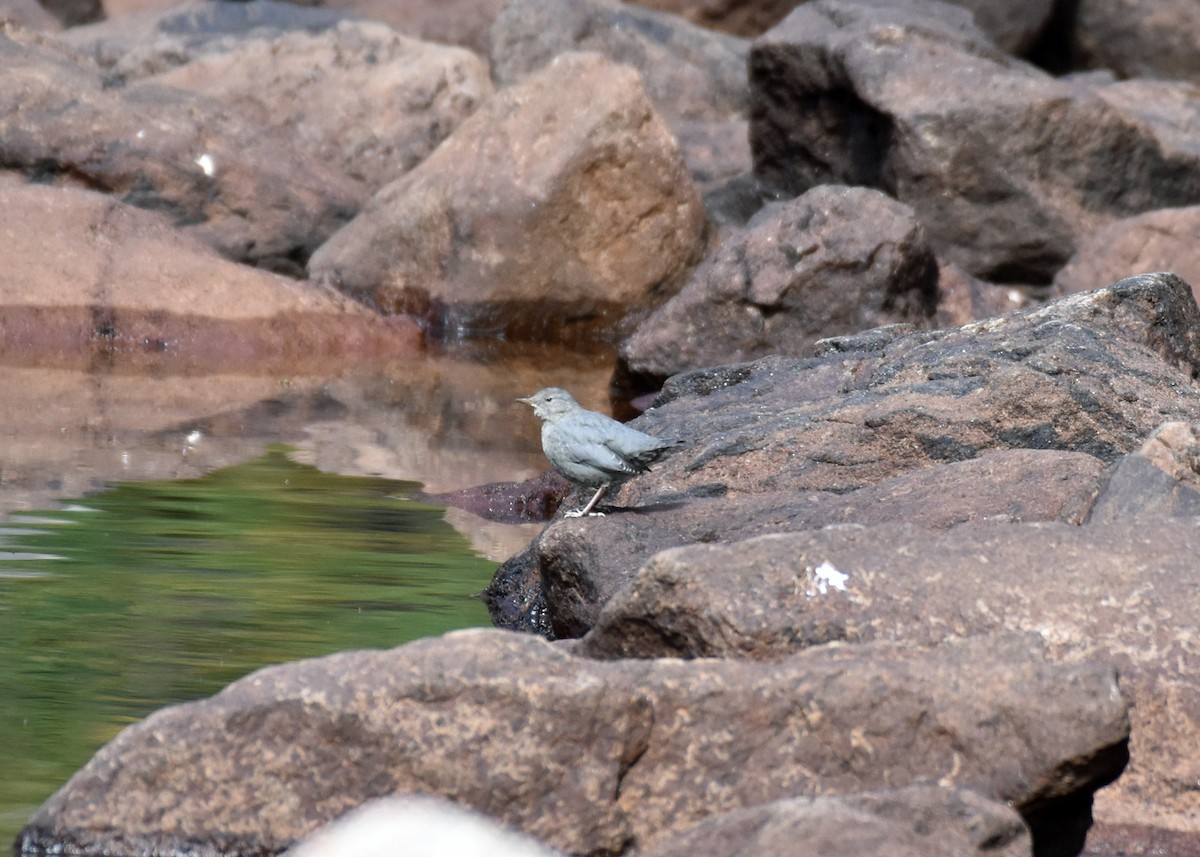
xmin=144 ymin=21 xmax=492 ymax=191
xmin=580 ymin=518 xmax=1200 ymax=835
xmin=1 ymin=30 xmax=363 ymax=272
xmin=0 ymin=181 xmax=419 ymax=369
xmin=1054 ymin=208 xmax=1200 ymax=306
xmin=308 ymin=52 xmax=706 ymax=341
xmin=749 ymin=0 xmax=1200 ymax=281
xmin=1087 ymin=421 xmax=1200 ymax=524
xmin=619 ymin=185 xmax=938 ymax=382
xmin=0 ymin=0 xmax=62 ymax=30
xmin=18 ymin=629 xmax=1127 ymax=857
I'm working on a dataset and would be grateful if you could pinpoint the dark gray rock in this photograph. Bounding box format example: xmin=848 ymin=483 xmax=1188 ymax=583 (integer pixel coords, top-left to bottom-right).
xmin=619 ymin=185 xmax=939 ymax=382
xmin=1087 ymin=421 xmax=1200 ymax=524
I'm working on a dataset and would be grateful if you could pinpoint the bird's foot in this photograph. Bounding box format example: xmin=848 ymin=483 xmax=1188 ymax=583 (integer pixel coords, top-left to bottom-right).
xmin=563 ymin=509 xmax=607 ymax=518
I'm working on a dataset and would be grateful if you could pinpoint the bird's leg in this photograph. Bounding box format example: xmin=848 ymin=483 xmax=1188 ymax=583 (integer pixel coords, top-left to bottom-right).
xmin=565 ymin=484 xmax=608 ymax=518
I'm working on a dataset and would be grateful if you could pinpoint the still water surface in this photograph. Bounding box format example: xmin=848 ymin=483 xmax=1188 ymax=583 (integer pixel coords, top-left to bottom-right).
xmin=0 ymin=346 xmax=612 ymax=848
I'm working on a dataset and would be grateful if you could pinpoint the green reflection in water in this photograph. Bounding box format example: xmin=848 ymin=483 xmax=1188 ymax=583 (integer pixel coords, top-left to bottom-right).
xmin=0 ymin=446 xmax=497 ymax=845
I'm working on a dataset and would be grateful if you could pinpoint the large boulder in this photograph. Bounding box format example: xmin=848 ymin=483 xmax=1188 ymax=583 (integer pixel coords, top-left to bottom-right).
xmin=308 ymin=52 xmax=706 ymax=341
xmin=18 ymin=628 xmax=1128 ymax=857
xmin=0 ymin=31 xmax=363 ymax=271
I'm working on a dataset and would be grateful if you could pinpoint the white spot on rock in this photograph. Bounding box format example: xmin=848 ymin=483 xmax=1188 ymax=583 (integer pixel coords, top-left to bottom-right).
xmin=195 ymin=154 xmax=216 ymax=177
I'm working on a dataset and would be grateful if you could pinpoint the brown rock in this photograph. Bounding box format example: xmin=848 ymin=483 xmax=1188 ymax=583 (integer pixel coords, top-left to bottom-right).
xmin=490 ymin=0 xmax=748 ymax=124
xmin=0 ymin=181 xmax=419 ymax=369
xmin=36 ymin=0 xmax=100 ymax=26
xmin=618 ymin=185 xmax=938 ymax=382
xmin=1087 ymin=421 xmax=1200 ymax=524
xmin=308 ymin=52 xmax=707 ymax=341
xmin=1071 ymin=0 xmax=1200 ymax=84
xmin=144 ymin=20 xmax=493 ymax=191
xmin=19 ymin=629 xmax=1128 ymax=857
xmin=1 ymin=31 xmax=363 ymax=271
xmin=580 ymin=519 xmax=1200 ymax=833
xmin=1054 ymin=207 xmax=1200 ymax=306
xmin=641 ymin=786 xmax=1030 ymax=857
xmin=749 ymin=0 xmax=1200 ymax=281
xmin=934 ymin=260 xmax=1043 ymax=327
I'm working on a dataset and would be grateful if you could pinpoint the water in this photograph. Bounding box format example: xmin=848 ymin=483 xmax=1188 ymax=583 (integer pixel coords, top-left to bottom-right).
xmin=0 ymin=348 xmax=615 ymax=849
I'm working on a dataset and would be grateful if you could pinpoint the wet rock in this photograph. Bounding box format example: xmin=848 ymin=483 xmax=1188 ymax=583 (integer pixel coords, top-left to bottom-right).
xmin=0 ymin=181 xmax=419 ymax=368
xmin=1054 ymin=206 xmax=1200 ymax=306
xmin=580 ymin=518 xmax=1200 ymax=835
xmin=640 ymin=786 xmax=1030 ymax=857
xmin=143 ymin=20 xmax=493 ymax=190
xmin=619 ymin=185 xmax=939 ymax=383
xmin=308 ymin=52 xmax=706 ymax=341
xmin=421 ymin=470 xmax=569 ymax=524
xmin=19 ymin=628 xmax=1128 ymax=857
xmin=749 ymin=0 xmax=1200 ymax=281
xmin=0 ymin=31 xmax=363 ymax=271
xmin=490 ymin=0 xmax=748 ymax=124
xmin=1087 ymin=421 xmax=1200 ymax=524
xmin=1070 ymin=0 xmax=1200 ymax=85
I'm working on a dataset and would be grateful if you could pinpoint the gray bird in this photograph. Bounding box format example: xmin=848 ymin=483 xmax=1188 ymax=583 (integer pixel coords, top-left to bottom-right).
xmin=518 ymin=387 xmax=681 ymax=516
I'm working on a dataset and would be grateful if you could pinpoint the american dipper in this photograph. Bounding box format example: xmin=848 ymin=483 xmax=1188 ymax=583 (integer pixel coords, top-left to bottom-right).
xmin=518 ymin=387 xmax=680 ymax=516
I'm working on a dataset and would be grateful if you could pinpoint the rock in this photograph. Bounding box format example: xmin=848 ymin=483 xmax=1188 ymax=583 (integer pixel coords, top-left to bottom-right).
xmin=640 ymin=786 xmax=1030 ymax=857
xmin=0 ymin=31 xmax=363 ymax=272
xmin=628 ymin=0 xmax=1053 ymax=53
xmin=579 ymin=518 xmax=1200 ymax=834
xmin=1053 ymin=206 xmax=1200 ymax=306
xmin=63 ymin=0 xmax=349 ymax=75
xmin=488 ymin=448 xmax=1107 ymax=637
xmin=18 ymin=628 xmax=1128 ymax=857
xmin=486 ymin=273 xmax=1200 ymax=635
xmin=144 ymin=20 xmax=493 ymax=190
xmin=1087 ymin=421 xmax=1200 ymax=524
xmin=36 ymin=0 xmax=100 ymax=26
xmin=618 ymin=185 xmax=939 ymax=383
xmin=749 ymin=0 xmax=1200 ymax=281
xmin=490 ymin=0 xmax=748 ymax=125
xmin=0 ymin=181 xmax=419 ymax=369
xmin=319 ymin=0 xmax=509 ymax=55
xmin=0 ymin=0 xmax=62 ymax=30
xmin=934 ymin=261 xmax=1042 ymax=327
xmin=1070 ymin=0 xmax=1200 ymax=85
xmin=284 ymin=796 xmax=562 ymax=857
xmin=308 ymin=52 xmax=706 ymax=341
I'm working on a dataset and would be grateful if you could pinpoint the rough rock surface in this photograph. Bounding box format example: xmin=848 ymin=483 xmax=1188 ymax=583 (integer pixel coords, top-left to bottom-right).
xmin=1087 ymin=421 xmax=1200 ymax=524
xmin=143 ymin=20 xmax=493 ymax=190
xmin=639 ymin=786 xmax=1030 ymax=857
xmin=18 ymin=629 xmax=1128 ymax=857
xmin=1 ymin=31 xmax=363 ymax=272
xmin=308 ymin=52 xmax=706 ymax=341
xmin=0 ymin=180 xmax=418 ymax=369
xmin=490 ymin=0 xmax=747 ymax=124
xmin=579 ymin=518 xmax=1200 ymax=833
xmin=749 ymin=0 xmax=1200 ymax=281
xmin=619 ymin=185 xmax=939 ymax=382
xmin=488 ymin=273 xmax=1200 ymax=632
xmin=1054 ymin=206 xmax=1200 ymax=306
xmin=1070 ymin=0 xmax=1200 ymax=84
